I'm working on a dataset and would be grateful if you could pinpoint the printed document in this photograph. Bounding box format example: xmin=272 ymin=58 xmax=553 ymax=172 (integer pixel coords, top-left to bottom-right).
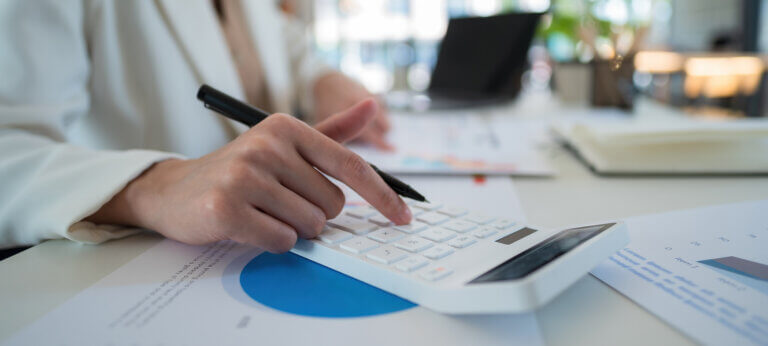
xmin=3 ymin=177 xmax=542 ymax=346
xmin=592 ymin=199 xmax=768 ymax=345
xmin=351 ymin=114 xmax=554 ymax=176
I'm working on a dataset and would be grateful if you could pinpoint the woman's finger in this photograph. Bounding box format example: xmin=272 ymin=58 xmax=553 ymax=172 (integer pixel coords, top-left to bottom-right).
xmin=248 ymin=180 xmax=328 ymax=240
xmin=229 ymin=208 xmax=298 ymax=253
xmin=276 ymin=151 xmax=346 ymax=219
xmin=359 ymin=129 xmax=394 ymax=151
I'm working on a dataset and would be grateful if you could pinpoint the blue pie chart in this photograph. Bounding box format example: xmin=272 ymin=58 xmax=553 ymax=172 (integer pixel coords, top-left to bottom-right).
xmin=239 ymin=252 xmax=416 ymax=318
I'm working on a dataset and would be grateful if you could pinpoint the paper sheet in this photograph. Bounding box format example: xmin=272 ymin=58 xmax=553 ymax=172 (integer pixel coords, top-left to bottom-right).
xmin=591 ymin=199 xmax=768 ymax=345
xmin=4 ymin=177 xmax=542 ymax=346
xmin=350 ymin=114 xmax=554 ymax=176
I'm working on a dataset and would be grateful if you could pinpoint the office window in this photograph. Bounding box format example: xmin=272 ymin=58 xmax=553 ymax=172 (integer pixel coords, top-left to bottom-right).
xmin=306 ymin=0 xmax=673 ymax=93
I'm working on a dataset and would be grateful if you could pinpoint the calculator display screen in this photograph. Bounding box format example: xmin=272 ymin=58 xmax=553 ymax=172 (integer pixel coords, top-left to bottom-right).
xmin=469 ymin=223 xmax=615 ymax=283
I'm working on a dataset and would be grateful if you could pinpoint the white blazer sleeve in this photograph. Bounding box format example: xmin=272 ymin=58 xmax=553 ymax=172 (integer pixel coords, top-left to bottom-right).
xmin=282 ymin=14 xmax=334 ymax=121
xmin=0 ymin=1 xmax=181 ymax=247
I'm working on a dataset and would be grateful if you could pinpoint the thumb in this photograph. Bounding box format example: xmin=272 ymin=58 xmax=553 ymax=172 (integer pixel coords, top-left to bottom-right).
xmin=314 ymin=98 xmax=378 ymax=143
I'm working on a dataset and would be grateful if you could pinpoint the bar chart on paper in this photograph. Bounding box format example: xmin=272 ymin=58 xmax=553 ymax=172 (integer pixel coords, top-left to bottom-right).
xmin=592 ymin=199 xmax=768 ymax=346
xmin=698 ymin=256 xmax=768 ymax=296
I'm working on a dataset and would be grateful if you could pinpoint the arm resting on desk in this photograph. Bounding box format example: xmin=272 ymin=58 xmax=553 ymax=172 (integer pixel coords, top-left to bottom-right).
xmin=0 ymin=0 xmax=180 ymax=247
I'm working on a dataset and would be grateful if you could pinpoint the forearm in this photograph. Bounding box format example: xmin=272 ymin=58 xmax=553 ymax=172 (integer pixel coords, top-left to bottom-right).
xmin=0 ymin=131 xmax=181 ymax=246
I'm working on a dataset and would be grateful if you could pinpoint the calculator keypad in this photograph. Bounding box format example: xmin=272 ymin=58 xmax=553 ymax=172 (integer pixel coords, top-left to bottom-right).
xmin=416 ymin=212 xmax=451 ymax=225
xmin=366 ymin=246 xmax=408 ymax=264
xmin=395 ymin=256 xmax=429 ymax=272
xmin=394 ymin=236 xmax=434 ymax=253
xmin=464 ymin=213 xmax=495 ymax=225
xmin=409 ymin=201 xmax=443 ymax=211
xmin=393 ymin=221 xmax=429 ymax=233
xmin=339 ymin=237 xmax=380 ymax=254
xmin=422 ymin=245 xmax=454 ymax=260
xmin=367 ymin=228 xmax=406 ymax=243
xmin=368 ymin=214 xmax=393 ymax=226
xmin=317 ymin=226 xmax=353 ymax=244
xmin=437 ymin=207 xmax=468 ymax=217
xmin=345 ymin=206 xmax=378 ymax=219
xmin=317 ymin=203 xmax=518 ymax=283
xmin=447 ymin=235 xmax=476 ymax=248
xmin=472 ymin=227 xmax=498 ymax=239
xmin=328 ymin=215 xmax=378 ymax=235
xmin=420 ymin=228 xmax=457 ymax=242
xmin=442 ymin=219 xmax=477 ymax=233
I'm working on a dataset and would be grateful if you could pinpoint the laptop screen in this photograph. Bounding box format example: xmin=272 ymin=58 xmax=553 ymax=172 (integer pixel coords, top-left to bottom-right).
xmin=428 ymin=12 xmax=543 ymax=100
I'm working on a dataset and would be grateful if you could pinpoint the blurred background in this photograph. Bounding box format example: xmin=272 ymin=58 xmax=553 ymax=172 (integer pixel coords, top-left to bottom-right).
xmin=278 ymin=0 xmax=768 ymax=118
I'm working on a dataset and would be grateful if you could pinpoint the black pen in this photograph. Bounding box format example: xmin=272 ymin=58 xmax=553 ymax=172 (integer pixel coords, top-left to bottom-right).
xmin=196 ymin=84 xmax=428 ymax=202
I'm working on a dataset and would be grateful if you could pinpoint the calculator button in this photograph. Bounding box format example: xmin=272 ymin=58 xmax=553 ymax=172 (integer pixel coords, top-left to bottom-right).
xmin=317 ymin=226 xmax=353 ymax=244
xmin=366 ymin=246 xmax=408 ymax=264
xmin=345 ymin=206 xmax=377 ymax=219
xmin=408 ymin=207 xmax=426 ymax=216
xmin=437 ymin=207 xmax=468 ymax=217
xmin=394 ymin=236 xmax=434 ymax=253
xmin=339 ymin=237 xmax=380 ymax=254
xmin=420 ymin=228 xmax=456 ymax=242
xmin=394 ymin=221 xmax=429 ymax=234
xmin=472 ymin=227 xmax=498 ymax=239
xmin=328 ymin=215 xmax=378 ymax=235
xmin=416 ymin=212 xmax=450 ymax=225
xmin=420 ymin=266 xmax=453 ymax=281
xmin=368 ymin=214 xmax=393 ymax=226
xmin=422 ymin=245 xmax=454 ymax=260
xmin=492 ymin=219 xmax=516 ymax=230
xmin=367 ymin=228 xmax=406 ymax=243
xmin=442 ymin=220 xmax=477 ymax=233
xmin=395 ymin=257 xmax=429 ymax=272
xmin=447 ymin=235 xmax=476 ymax=248
xmin=409 ymin=201 xmax=443 ymax=211
xmin=464 ymin=213 xmax=496 ymax=225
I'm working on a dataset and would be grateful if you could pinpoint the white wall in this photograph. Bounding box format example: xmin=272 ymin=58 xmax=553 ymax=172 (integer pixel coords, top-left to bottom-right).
xmin=669 ymin=0 xmax=740 ymax=51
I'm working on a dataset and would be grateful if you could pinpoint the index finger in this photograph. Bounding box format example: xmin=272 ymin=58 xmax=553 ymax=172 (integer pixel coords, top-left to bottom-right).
xmin=290 ymin=123 xmax=412 ymax=225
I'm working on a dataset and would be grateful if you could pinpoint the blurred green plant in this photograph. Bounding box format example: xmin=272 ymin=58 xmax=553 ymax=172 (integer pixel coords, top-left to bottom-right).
xmin=535 ymin=0 xmax=656 ymax=62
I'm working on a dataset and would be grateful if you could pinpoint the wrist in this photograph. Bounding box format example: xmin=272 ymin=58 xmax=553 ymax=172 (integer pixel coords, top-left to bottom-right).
xmin=85 ymin=159 xmax=186 ymax=230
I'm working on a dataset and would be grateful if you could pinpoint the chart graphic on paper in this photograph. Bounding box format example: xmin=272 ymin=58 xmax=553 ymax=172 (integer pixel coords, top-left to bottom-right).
xmin=3 ymin=241 xmax=542 ymax=346
xmin=698 ymin=256 xmax=768 ymax=296
xmin=351 ymin=114 xmax=553 ymax=176
xmin=592 ymin=200 xmax=768 ymax=345
xmin=225 ymin=250 xmax=415 ymax=318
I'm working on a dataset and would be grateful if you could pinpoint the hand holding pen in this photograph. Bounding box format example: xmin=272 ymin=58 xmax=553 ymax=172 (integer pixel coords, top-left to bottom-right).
xmin=88 ymin=88 xmax=421 ymax=253
xmin=197 ymin=84 xmax=427 ymax=203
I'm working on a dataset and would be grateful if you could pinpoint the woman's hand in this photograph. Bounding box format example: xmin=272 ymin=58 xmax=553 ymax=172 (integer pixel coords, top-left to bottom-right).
xmin=313 ymin=72 xmax=393 ymax=150
xmin=86 ymin=99 xmax=411 ymax=252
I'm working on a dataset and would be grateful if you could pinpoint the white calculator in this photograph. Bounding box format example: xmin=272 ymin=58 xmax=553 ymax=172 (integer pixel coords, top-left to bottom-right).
xmin=291 ymin=200 xmax=628 ymax=314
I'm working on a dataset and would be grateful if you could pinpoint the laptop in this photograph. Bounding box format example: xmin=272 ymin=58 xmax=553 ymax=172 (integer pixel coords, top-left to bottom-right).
xmin=414 ymin=12 xmax=543 ymax=110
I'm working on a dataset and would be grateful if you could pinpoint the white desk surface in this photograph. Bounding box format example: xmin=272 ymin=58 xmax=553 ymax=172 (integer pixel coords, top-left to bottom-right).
xmin=2 ymin=96 xmax=767 ymax=345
